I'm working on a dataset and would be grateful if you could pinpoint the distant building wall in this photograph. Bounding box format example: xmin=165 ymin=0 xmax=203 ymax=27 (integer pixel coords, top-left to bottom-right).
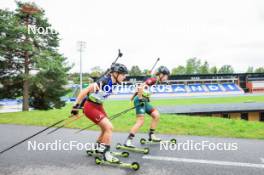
xmin=248 ymin=112 xmax=260 ymax=121
xmin=213 ymin=112 xmax=262 ymax=121
xmin=229 ymin=113 xmax=241 ymax=120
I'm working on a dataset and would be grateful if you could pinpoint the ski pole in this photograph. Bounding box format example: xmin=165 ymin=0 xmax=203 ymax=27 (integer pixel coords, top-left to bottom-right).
xmin=76 ymin=104 xmax=142 ymax=133
xmin=46 ymin=114 xmax=83 ymax=135
xmin=95 ymin=49 xmax=123 ymax=81
xmin=149 ymin=57 xmax=160 ymax=75
xmin=130 ymin=57 xmax=161 ymax=100
xmin=0 ymin=119 xmax=65 ymax=155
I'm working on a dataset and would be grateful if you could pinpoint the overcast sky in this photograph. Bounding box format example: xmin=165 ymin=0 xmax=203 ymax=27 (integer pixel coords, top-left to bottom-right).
xmin=1 ymin=0 xmax=264 ymax=73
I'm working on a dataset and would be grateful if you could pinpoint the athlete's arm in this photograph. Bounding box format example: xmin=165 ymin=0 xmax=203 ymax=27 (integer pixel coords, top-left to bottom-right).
xmin=138 ymin=77 xmax=157 ymax=98
xmin=131 ymin=77 xmax=156 ymax=101
xmin=74 ymin=83 xmax=99 ymax=106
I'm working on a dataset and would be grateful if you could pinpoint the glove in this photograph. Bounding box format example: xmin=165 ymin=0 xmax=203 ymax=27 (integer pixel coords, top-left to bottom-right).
xmin=138 ymin=99 xmax=145 ymax=107
xmin=71 ymin=103 xmax=80 ymax=116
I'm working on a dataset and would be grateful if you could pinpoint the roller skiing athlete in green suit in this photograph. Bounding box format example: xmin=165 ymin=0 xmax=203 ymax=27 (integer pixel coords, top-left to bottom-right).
xmin=126 ymin=66 xmax=171 ymax=146
xmin=117 ymin=66 xmax=176 ymax=153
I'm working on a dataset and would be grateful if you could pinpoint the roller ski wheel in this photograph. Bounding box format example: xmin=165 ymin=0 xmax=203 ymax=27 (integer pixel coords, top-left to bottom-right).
xmin=170 ymin=138 xmax=177 ymax=144
xmin=121 ymin=151 xmax=130 ymax=158
xmin=94 ymin=157 xmax=140 ymax=171
xmin=131 ymin=162 xmax=140 ymax=171
xmin=95 ymin=157 xmax=102 ymax=165
xmin=86 ymin=149 xmax=129 ymax=158
xmin=140 ymin=138 xmax=147 ymax=145
xmin=116 ymin=143 xmax=149 ymax=154
xmin=140 ymin=138 xmax=177 ymax=145
xmin=86 ymin=150 xmax=97 ymax=156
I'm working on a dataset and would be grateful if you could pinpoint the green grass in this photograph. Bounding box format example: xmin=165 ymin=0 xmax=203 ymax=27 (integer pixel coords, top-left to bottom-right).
xmin=148 ymin=95 xmax=264 ymax=106
xmin=0 ymin=96 xmax=264 ymax=139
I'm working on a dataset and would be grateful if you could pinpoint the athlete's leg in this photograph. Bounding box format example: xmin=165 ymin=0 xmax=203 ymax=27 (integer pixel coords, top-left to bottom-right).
xmin=130 ymin=115 xmax=145 ymax=134
xmin=97 ymin=131 xmax=104 ymax=143
xmin=150 ymin=109 xmax=160 ymax=130
xmin=95 ymin=131 xmax=104 ymax=149
xmin=125 ymin=115 xmax=144 ymax=147
xmin=97 ymin=117 xmax=113 ymax=145
xmin=125 ymin=95 xmax=146 ymax=147
xmin=96 ymin=117 xmax=119 ymax=162
xmin=148 ymin=109 xmax=161 ymax=141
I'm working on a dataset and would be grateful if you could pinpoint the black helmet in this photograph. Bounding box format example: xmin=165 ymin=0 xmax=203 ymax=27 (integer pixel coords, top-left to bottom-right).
xmin=156 ymin=66 xmax=170 ymax=75
xmin=110 ymin=63 xmax=128 ymax=74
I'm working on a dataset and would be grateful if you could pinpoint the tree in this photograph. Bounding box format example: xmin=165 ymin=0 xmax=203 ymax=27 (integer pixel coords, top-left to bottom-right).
xmin=0 ymin=75 xmax=23 ymax=99
xmin=210 ymin=66 xmax=218 ymax=74
xmin=29 ymin=51 xmax=71 ymax=109
xmin=0 ymin=2 xmax=70 ymax=110
xmin=218 ymin=65 xmax=234 ymax=74
xmin=142 ymin=69 xmax=150 ymax=75
xmin=246 ymin=66 xmax=254 ymax=73
xmin=67 ymin=72 xmax=80 ymax=84
xmin=185 ymin=57 xmax=201 ymax=74
xmin=0 ymin=9 xmax=24 ymax=99
xmin=129 ymin=65 xmax=142 ymax=76
xmin=199 ymin=61 xmax=209 ymax=74
xmin=171 ymin=66 xmax=186 ymax=75
xmin=255 ymin=67 xmax=264 ymax=73
xmin=90 ymin=66 xmax=103 ymax=78
xmin=68 ymin=73 xmax=93 ymax=84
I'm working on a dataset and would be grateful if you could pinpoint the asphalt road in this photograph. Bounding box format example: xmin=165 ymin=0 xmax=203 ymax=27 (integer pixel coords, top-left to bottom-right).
xmin=0 ymin=124 xmax=264 ymax=175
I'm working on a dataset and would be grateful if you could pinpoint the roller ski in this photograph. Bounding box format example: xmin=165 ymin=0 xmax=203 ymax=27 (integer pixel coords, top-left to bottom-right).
xmin=86 ymin=149 xmax=129 ymax=158
xmin=140 ymin=138 xmax=177 ymax=145
xmin=116 ymin=142 xmax=149 ymax=154
xmin=95 ymin=157 xmax=140 ymax=171
xmin=140 ymin=133 xmax=177 ymax=145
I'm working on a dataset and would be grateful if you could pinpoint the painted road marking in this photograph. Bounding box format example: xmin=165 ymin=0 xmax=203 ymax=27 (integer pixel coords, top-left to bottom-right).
xmin=142 ymin=155 xmax=264 ymax=169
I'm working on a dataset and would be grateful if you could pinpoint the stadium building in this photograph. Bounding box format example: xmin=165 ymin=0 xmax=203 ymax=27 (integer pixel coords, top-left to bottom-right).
xmin=127 ymin=73 xmax=264 ymax=95
xmin=125 ymin=73 xmax=264 ymax=122
xmin=69 ymin=73 xmax=264 ymax=121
